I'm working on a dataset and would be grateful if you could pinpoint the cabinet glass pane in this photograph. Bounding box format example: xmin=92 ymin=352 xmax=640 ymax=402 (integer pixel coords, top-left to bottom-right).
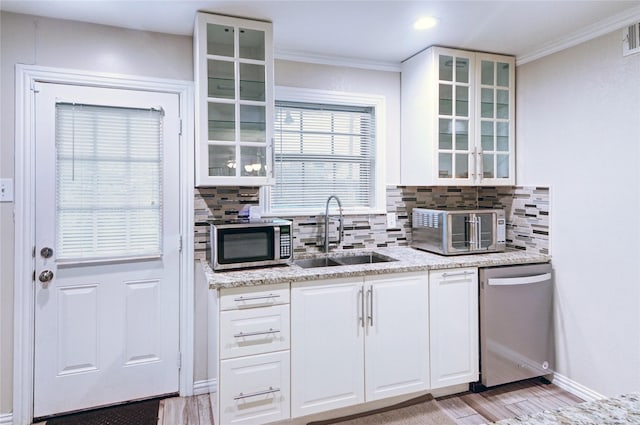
xmin=240 ymin=105 xmax=266 ymax=143
xmin=455 ymin=86 xmax=469 ymax=117
xmin=239 ymin=28 xmax=265 ymax=60
xmin=481 ymin=121 xmax=494 ymax=151
xmin=455 ymin=153 xmax=469 ymax=178
xmin=456 ymin=57 xmax=469 ymax=84
xmin=481 ymin=61 xmax=494 ymax=85
xmin=208 ymin=145 xmax=236 ymax=176
xmin=483 ymin=154 xmax=494 ymax=179
xmin=208 ymin=103 xmax=235 ymax=141
xmin=497 ymin=90 xmax=509 ymax=119
xmin=497 ymin=154 xmax=509 ymax=178
xmin=497 ymin=62 xmax=510 ymax=87
xmin=439 ymin=55 xmax=453 ymax=81
xmin=207 ymin=24 xmax=234 ymax=57
xmin=208 ymin=60 xmax=235 ymax=99
xmin=240 ymin=146 xmax=267 ymax=177
xmin=239 ymin=63 xmax=265 ymax=101
xmin=439 ymin=84 xmax=453 ymax=115
xmin=497 ymin=122 xmax=509 ymax=151
xmin=455 ymin=120 xmax=469 ymax=150
xmin=439 ymin=153 xmax=452 ymax=178
xmin=439 ymin=119 xmax=452 ymax=150
xmin=481 ymin=88 xmax=494 ymax=118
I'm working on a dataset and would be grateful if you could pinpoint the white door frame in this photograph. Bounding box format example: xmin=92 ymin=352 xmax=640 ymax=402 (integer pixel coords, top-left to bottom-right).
xmin=13 ymin=64 xmax=195 ymax=425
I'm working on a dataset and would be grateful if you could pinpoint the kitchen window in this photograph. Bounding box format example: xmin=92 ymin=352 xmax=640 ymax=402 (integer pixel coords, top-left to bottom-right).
xmin=262 ymin=87 xmax=386 ymax=215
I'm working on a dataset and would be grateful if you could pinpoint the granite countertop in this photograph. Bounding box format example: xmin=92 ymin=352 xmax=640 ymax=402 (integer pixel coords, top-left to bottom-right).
xmin=203 ymin=247 xmax=550 ymax=289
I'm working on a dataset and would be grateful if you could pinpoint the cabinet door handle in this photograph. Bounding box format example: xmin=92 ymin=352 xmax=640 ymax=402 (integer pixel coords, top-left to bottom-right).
xmin=442 ymin=270 xmax=474 ymax=278
xmin=233 ymin=294 xmax=280 ymax=302
xmin=233 ymin=328 xmax=280 ymax=338
xmin=367 ymin=287 xmax=374 ymax=327
xmin=358 ymin=288 xmax=364 ymax=328
xmin=234 ymin=386 xmax=280 ymax=400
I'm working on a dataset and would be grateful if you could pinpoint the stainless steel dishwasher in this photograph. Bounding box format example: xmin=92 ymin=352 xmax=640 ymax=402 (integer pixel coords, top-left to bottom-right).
xmin=472 ymin=263 xmax=554 ymax=391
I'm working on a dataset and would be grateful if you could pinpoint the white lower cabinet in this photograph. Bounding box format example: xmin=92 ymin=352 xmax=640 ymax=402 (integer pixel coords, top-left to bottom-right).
xmin=429 ymin=268 xmax=479 ymax=389
xmin=219 ymin=351 xmax=290 ymax=424
xmin=291 ymin=273 xmax=430 ymax=418
xmin=214 ymin=283 xmax=291 ymax=425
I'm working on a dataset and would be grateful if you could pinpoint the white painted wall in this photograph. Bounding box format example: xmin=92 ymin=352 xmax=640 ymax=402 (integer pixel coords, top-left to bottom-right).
xmin=516 ymin=29 xmax=640 ymax=396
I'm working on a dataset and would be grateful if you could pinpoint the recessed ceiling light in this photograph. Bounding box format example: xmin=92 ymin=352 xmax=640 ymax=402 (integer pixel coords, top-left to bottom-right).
xmin=413 ymin=16 xmax=438 ymax=30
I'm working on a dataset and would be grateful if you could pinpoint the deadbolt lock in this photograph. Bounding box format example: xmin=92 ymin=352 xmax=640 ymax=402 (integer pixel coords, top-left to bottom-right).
xmin=40 ymin=247 xmax=53 ymax=259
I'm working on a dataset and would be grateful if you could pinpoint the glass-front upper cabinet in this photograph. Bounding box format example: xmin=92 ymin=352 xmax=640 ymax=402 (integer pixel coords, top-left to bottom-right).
xmin=401 ymin=47 xmax=515 ymax=186
xmin=194 ymin=13 xmax=274 ymax=186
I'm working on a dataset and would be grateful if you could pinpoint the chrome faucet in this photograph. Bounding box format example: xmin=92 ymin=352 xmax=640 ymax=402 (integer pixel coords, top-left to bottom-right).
xmin=323 ymin=195 xmax=343 ymax=253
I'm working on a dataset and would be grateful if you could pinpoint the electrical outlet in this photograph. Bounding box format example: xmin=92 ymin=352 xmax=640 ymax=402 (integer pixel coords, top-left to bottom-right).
xmin=386 ymin=212 xmax=397 ymax=229
xmin=0 ymin=178 xmax=14 ymax=202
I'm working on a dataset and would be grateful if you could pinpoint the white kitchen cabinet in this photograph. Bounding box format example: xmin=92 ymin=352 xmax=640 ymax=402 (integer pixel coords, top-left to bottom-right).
xmin=194 ymin=12 xmax=274 ymax=186
xmin=365 ymin=273 xmax=430 ymax=401
xmin=212 ymin=283 xmax=290 ymax=425
xmin=290 ymin=273 xmax=429 ymax=418
xmin=401 ymin=46 xmax=515 ymax=185
xmin=429 ymin=268 xmax=479 ymax=389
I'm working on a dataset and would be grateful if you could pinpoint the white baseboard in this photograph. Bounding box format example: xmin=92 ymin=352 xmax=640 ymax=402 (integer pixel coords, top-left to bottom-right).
xmin=551 ymin=372 xmax=605 ymax=402
xmin=0 ymin=412 xmax=12 ymax=425
xmin=193 ymin=378 xmax=217 ymax=396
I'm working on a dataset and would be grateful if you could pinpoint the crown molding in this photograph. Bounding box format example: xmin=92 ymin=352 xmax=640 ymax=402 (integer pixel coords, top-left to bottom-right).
xmin=275 ymin=49 xmax=401 ymax=72
xmin=517 ymin=5 xmax=640 ymax=65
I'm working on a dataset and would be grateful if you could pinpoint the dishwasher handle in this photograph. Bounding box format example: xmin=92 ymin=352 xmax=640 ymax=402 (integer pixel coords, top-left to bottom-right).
xmin=488 ymin=272 xmax=551 ymax=286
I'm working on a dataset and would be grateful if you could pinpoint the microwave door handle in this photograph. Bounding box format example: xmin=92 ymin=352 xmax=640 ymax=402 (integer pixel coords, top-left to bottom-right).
xmin=477 ymin=216 xmax=482 ymax=250
xmin=274 ymin=226 xmax=281 ymax=260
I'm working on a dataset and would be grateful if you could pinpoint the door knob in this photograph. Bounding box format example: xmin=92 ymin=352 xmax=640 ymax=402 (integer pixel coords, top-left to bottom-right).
xmin=39 ymin=270 xmax=54 ymax=287
xmin=40 ymin=247 xmax=53 ymax=258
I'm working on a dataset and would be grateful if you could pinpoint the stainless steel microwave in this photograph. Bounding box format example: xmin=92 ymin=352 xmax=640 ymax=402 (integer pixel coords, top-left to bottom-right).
xmin=208 ymin=218 xmax=293 ymax=271
xmin=411 ymin=208 xmax=506 ymax=255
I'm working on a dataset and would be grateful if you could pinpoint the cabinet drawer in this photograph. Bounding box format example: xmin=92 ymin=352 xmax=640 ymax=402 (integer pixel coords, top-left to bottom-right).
xmin=220 ymin=304 xmax=290 ymax=359
xmin=220 ymin=351 xmax=290 ymax=425
xmin=220 ymin=283 xmax=290 ymax=311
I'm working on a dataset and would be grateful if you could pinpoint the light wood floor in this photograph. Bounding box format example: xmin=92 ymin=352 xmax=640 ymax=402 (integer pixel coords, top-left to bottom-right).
xmin=157 ymin=378 xmax=584 ymax=425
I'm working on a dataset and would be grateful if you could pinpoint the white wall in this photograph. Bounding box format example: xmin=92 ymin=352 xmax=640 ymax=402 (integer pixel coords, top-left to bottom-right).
xmin=516 ymin=29 xmax=640 ymax=396
xmin=0 ymin=11 xmax=193 ymax=415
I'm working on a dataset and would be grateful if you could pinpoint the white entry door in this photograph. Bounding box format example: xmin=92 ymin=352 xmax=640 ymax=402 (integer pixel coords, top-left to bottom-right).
xmin=33 ymin=82 xmax=181 ymax=418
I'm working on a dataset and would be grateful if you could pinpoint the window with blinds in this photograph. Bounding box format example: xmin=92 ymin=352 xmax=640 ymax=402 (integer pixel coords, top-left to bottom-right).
xmin=270 ymin=100 xmax=376 ymax=213
xmin=55 ymin=103 xmax=164 ymax=262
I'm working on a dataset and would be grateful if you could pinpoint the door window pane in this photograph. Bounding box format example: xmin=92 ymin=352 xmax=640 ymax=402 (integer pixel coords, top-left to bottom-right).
xmin=240 ymin=105 xmax=266 ymax=142
xmin=497 ymin=154 xmax=510 ymax=178
xmin=455 ymin=153 xmax=469 ymax=178
xmin=439 ymin=84 xmax=453 ymax=115
xmin=497 ymin=90 xmax=509 ymax=119
xmin=208 ymin=145 xmax=236 ymax=176
xmin=497 ymin=122 xmax=509 ymax=151
xmin=481 ymin=61 xmax=494 ymax=85
xmin=481 ymin=121 xmax=494 ymax=151
xmin=455 ymin=120 xmax=469 ymax=150
xmin=439 ymin=55 xmax=453 ymax=81
xmin=483 ymin=154 xmax=495 ymax=179
xmin=439 ymin=119 xmax=452 ymax=150
xmin=456 ymin=57 xmax=469 ymax=84
xmin=240 ymin=146 xmax=267 ymax=177
xmin=208 ymin=60 xmax=235 ymax=99
xmin=455 ymin=86 xmax=469 ymax=117
xmin=55 ymin=103 xmax=163 ymax=260
xmin=439 ymin=153 xmax=452 ymax=178
xmin=481 ymin=88 xmax=494 ymax=118
xmin=207 ymin=23 xmax=234 ymax=57
xmin=239 ymin=28 xmax=265 ymax=60
xmin=239 ymin=63 xmax=265 ymax=101
xmin=497 ymin=62 xmax=510 ymax=87
xmin=208 ymin=103 xmax=235 ymax=141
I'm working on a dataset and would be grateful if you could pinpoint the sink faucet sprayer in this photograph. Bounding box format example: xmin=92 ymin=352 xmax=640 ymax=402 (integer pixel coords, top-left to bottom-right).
xmin=323 ymin=195 xmax=343 ymax=253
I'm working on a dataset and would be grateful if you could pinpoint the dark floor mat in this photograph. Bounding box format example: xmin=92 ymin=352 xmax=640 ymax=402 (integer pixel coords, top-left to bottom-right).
xmin=44 ymin=398 xmax=160 ymax=425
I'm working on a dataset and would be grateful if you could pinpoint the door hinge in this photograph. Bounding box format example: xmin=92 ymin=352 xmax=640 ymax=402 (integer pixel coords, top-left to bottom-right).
xmin=32 ymin=270 xmax=36 ymax=281
xmin=179 ymin=118 xmax=183 ymax=136
xmin=177 ymin=353 xmax=182 ymax=370
xmin=32 ymin=246 xmax=36 ymax=258
xmin=178 ymin=235 xmax=183 ymax=253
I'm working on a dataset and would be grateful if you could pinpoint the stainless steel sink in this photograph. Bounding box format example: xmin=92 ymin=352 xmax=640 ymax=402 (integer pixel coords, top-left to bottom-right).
xmin=294 ymin=252 xmax=396 ymax=268
xmin=294 ymin=258 xmax=341 ymax=268
xmin=333 ymin=253 xmax=397 ymax=265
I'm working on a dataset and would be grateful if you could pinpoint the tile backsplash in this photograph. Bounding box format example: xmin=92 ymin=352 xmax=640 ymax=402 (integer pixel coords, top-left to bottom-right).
xmin=194 ymin=185 xmax=550 ymax=260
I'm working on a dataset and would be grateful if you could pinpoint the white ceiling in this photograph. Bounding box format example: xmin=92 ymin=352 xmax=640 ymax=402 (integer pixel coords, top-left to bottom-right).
xmin=2 ymin=1 xmax=640 ymax=68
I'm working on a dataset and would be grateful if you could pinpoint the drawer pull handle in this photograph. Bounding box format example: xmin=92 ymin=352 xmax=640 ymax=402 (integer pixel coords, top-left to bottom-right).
xmin=233 ymin=328 xmax=281 ymax=338
xmin=233 ymin=294 xmax=281 ymax=302
xmin=234 ymin=386 xmax=280 ymax=400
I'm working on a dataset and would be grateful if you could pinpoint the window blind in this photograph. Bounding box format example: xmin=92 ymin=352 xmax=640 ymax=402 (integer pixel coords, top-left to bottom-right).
xmin=271 ymin=101 xmax=376 ymax=212
xmin=55 ymin=103 xmax=164 ymax=261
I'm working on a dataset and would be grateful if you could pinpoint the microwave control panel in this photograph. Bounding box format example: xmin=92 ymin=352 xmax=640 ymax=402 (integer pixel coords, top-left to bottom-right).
xmin=497 ymin=218 xmax=506 ymax=244
xmin=280 ymin=226 xmax=292 ymax=259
